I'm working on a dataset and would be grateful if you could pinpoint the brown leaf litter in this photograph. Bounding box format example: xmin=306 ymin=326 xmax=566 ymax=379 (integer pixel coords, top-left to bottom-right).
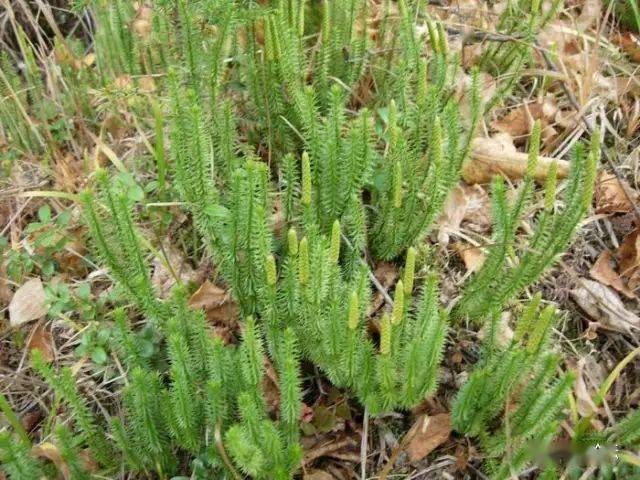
xmin=594 ymin=171 xmax=639 ymax=214
xmin=590 ymin=250 xmax=635 ymax=299
xmin=612 ymin=32 xmax=640 ymax=64
xmin=367 ymin=262 xmax=398 ymax=315
xmin=436 ymin=184 xmax=491 ymax=245
xmin=588 ymin=219 xmax=640 ymax=300
xmin=26 ymin=323 xmax=55 ymax=363
xmin=8 ymin=277 xmax=47 ymax=328
xmin=453 ymin=243 xmax=486 ymax=273
xmin=618 ymin=227 xmax=640 ymax=291
xmin=188 ymin=280 xmax=239 ymax=327
xmin=151 ymin=241 xmax=207 ymax=298
xmin=490 ymin=97 xmax=567 ymax=144
xmin=404 ymin=413 xmax=452 ymax=464
xmin=571 ymin=278 xmax=640 ymax=334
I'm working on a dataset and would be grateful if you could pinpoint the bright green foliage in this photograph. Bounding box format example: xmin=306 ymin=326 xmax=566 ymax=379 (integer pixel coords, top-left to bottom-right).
xmin=608 ymin=408 xmax=640 ymax=447
xmin=29 ymin=183 xmax=303 ymax=479
xmin=271 ymin=89 xmax=375 ymax=233
xmin=54 ymin=425 xmax=92 ymax=480
xmin=92 ymin=0 xmax=236 ymax=94
xmin=452 ymin=296 xmax=575 ymax=479
xmin=113 ymin=284 xmax=288 ymax=477
xmin=242 ymin=0 xmax=481 ymax=257
xmin=247 ymin=0 xmax=368 ymax=157
xmin=0 ymin=50 xmax=45 ymax=157
xmin=224 ymin=162 xmax=274 ymax=316
xmin=0 ymin=431 xmax=44 ymax=479
xmin=479 ymin=0 xmax=563 ymax=108
xmin=92 ymin=0 xmax=141 ymax=78
xmin=225 ymin=320 xmax=303 ymax=479
xmin=168 ymin=76 xmax=274 ymax=316
xmin=369 ymin=33 xmax=481 ymax=259
xmin=82 ymin=0 xmax=593 ymax=328
xmin=165 ymin=78 xmax=445 ymax=414
xmin=7 ymin=0 xmax=602 ymax=478
xmin=314 ymin=0 xmax=369 ymax=104
xmin=80 ymin=171 xmax=165 ymax=321
xmin=256 ymin=0 xmax=482 ymax=256
xmin=453 ymin=124 xmax=600 ymax=321
xmin=265 ymin=231 xmax=448 ymax=413
xmin=31 ymin=350 xmax=116 ymax=468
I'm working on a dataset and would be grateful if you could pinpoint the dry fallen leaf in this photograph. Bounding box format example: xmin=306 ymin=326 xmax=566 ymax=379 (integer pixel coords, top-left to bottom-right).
xmin=491 ymin=97 xmax=558 ymax=142
xmin=589 ymin=250 xmax=635 ymax=299
xmin=262 ymin=357 xmax=281 ymax=414
xmin=437 ymin=184 xmax=491 ymax=245
xmin=188 ymin=281 xmax=226 ymax=308
xmin=574 ymin=358 xmax=599 ymax=417
xmin=83 ymin=53 xmax=96 ymax=67
xmin=114 ymin=75 xmax=133 ymax=90
xmin=101 ymin=115 xmax=126 ymax=143
xmin=303 ymin=471 xmax=337 ymax=480
xmin=464 ymin=135 xmax=570 ymax=184
xmin=137 ymin=76 xmax=157 ymax=92
xmin=9 ymin=278 xmax=47 ymax=328
xmin=53 ymin=154 xmax=84 ymax=193
xmin=33 ymin=442 xmax=69 ymax=479
xmin=405 ymin=413 xmax=451 ymax=463
xmin=27 ymin=323 xmax=55 ymax=363
xmin=594 ymin=74 xmax=640 ymax=101
xmin=368 ymin=262 xmax=398 ymax=315
xmin=302 ymin=436 xmax=358 ymax=466
xmin=612 ymin=32 xmax=640 ymax=64
xmin=188 ymin=281 xmax=238 ymax=326
xmin=618 ymin=227 xmax=640 ymax=291
xmin=20 ymin=409 xmax=42 ymax=433
xmin=594 ymin=171 xmax=638 ymax=214
xmin=53 ymin=227 xmax=88 ymax=277
xmin=453 ymin=242 xmax=485 ymax=273
xmin=0 ymin=264 xmax=12 ymax=306
xmin=132 ymin=5 xmax=153 ymax=38
xmin=152 ymin=242 xmax=204 ymax=298
xmin=575 ymin=0 xmax=602 ymax=33
xmin=571 ymin=278 xmax=640 ymax=334
xmin=77 ymin=450 xmax=99 ymax=474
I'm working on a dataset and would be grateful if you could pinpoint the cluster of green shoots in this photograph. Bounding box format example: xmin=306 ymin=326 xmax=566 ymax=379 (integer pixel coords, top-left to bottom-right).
xmin=0 ymin=0 xmax=614 ymax=479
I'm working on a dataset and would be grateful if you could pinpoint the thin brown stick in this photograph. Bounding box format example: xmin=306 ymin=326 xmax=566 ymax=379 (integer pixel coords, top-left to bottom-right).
xmin=214 ymin=421 xmax=243 ymax=480
xmin=302 ymin=437 xmax=357 ymax=466
xmin=376 ymin=424 xmax=417 ymax=480
xmin=341 ymin=233 xmax=395 ymax=307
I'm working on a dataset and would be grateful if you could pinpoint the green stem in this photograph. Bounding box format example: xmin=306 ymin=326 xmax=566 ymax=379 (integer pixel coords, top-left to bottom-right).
xmin=0 ymin=394 xmax=31 ymax=445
